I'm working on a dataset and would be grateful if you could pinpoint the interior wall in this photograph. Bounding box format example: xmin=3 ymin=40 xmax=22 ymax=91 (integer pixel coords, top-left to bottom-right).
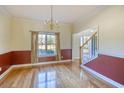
xmin=10 ymin=17 xmax=72 ymax=64
xmin=72 ymin=34 xmax=80 ymax=59
xmin=0 ymin=7 xmax=12 ymax=54
xmin=11 ymin=17 xmax=72 ymax=51
xmin=73 ymin=6 xmax=124 ymax=58
xmin=72 ymin=27 xmax=97 ymax=60
xmin=0 ymin=7 xmax=12 ymax=73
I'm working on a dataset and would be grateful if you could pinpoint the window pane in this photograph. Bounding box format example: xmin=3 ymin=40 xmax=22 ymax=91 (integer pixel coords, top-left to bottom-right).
xmin=38 ymin=34 xmax=46 ymax=56
xmin=47 ymin=34 xmax=56 ymax=56
xmin=38 ymin=33 xmax=56 ymax=57
xmin=38 ymin=34 xmax=46 ymax=50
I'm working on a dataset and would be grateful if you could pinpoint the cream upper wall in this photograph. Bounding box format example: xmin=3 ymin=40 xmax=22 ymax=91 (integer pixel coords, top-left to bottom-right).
xmin=73 ymin=6 xmax=124 ymax=58
xmin=11 ymin=17 xmax=72 ymax=51
xmin=72 ymin=34 xmax=80 ymax=59
xmin=0 ymin=7 xmax=11 ymax=54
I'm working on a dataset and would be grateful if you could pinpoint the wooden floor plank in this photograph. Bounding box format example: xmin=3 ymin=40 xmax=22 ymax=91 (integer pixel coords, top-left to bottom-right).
xmin=0 ymin=62 xmax=110 ymax=88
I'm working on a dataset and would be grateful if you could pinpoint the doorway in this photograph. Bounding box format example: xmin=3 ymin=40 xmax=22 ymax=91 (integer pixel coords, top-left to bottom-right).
xmin=72 ymin=27 xmax=98 ymax=64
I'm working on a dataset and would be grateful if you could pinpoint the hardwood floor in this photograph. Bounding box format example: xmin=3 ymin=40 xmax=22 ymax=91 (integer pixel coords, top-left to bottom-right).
xmin=0 ymin=61 xmax=110 ymax=88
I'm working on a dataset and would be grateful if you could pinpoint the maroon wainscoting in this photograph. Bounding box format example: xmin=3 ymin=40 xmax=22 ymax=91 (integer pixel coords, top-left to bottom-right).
xmin=11 ymin=51 xmax=31 ymax=65
xmin=0 ymin=49 xmax=72 ymax=75
xmin=38 ymin=56 xmax=56 ymax=62
xmin=10 ymin=49 xmax=72 ymax=64
xmin=85 ymin=54 xmax=124 ymax=85
xmin=0 ymin=52 xmax=11 ymax=75
xmin=9 ymin=49 xmax=72 ymax=64
xmin=0 ymin=65 xmax=10 ymax=75
xmin=61 ymin=49 xmax=72 ymax=60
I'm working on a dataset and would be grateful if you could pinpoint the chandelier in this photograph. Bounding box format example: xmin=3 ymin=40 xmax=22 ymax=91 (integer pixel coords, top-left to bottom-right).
xmin=44 ymin=5 xmax=59 ymax=30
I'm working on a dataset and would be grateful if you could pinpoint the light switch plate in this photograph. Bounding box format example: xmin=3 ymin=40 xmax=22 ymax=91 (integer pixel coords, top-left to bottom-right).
xmin=0 ymin=67 xmax=2 ymax=72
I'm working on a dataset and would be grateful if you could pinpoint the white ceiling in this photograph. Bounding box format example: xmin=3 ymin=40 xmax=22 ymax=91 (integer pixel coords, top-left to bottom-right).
xmin=3 ymin=5 xmax=105 ymax=23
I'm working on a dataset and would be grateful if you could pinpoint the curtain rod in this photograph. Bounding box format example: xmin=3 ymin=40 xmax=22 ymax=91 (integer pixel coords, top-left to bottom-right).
xmin=30 ymin=30 xmax=60 ymax=34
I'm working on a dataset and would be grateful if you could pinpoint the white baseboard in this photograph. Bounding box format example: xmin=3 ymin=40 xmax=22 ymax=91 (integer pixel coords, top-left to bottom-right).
xmin=12 ymin=59 xmax=72 ymax=68
xmin=72 ymin=57 xmax=80 ymax=60
xmin=81 ymin=65 xmax=124 ymax=88
xmin=0 ymin=66 xmax=14 ymax=80
xmin=0 ymin=59 xmax=72 ymax=81
xmin=72 ymin=57 xmax=80 ymax=62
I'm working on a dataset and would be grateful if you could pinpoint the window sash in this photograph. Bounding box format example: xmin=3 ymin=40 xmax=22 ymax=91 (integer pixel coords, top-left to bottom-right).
xmin=38 ymin=33 xmax=57 ymax=57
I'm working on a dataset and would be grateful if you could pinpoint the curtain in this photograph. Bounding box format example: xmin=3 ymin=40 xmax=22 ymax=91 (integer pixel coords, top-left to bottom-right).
xmin=31 ymin=31 xmax=38 ymax=63
xmin=55 ymin=33 xmax=61 ymax=61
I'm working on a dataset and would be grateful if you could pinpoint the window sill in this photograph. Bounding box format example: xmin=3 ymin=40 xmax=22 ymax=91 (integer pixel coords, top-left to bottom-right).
xmin=38 ymin=55 xmax=57 ymax=57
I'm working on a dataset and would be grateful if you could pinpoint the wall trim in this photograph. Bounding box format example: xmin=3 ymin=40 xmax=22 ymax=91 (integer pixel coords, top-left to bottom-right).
xmin=12 ymin=59 xmax=72 ymax=68
xmin=0 ymin=59 xmax=72 ymax=81
xmin=0 ymin=51 xmax=11 ymax=55
xmin=99 ymin=53 xmax=124 ymax=59
xmin=82 ymin=65 xmax=124 ymax=88
xmin=0 ymin=66 xmax=13 ymax=80
xmin=72 ymin=57 xmax=80 ymax=61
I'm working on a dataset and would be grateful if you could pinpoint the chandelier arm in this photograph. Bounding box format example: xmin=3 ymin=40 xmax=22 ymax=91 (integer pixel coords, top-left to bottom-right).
xmin=43 ymin=5 xmax=59 ymax=30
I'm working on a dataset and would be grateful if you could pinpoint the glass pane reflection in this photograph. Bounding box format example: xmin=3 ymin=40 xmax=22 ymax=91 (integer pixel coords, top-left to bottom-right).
xmin=37 ymin=71 xmax=57 ymax=88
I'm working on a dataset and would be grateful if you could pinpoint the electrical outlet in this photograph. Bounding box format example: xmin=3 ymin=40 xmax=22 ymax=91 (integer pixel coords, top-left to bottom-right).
xmin=0 ymin=67 xmax=2 ymax=72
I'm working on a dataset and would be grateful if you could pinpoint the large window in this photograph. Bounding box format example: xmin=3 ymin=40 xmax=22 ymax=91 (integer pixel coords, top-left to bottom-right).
xmin=38 ymin=33 xmax=56 ymax=57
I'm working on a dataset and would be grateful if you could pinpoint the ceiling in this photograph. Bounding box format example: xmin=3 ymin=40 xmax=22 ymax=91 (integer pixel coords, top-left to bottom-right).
xmin=3 ymin=5 xmax=105 ymax=23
